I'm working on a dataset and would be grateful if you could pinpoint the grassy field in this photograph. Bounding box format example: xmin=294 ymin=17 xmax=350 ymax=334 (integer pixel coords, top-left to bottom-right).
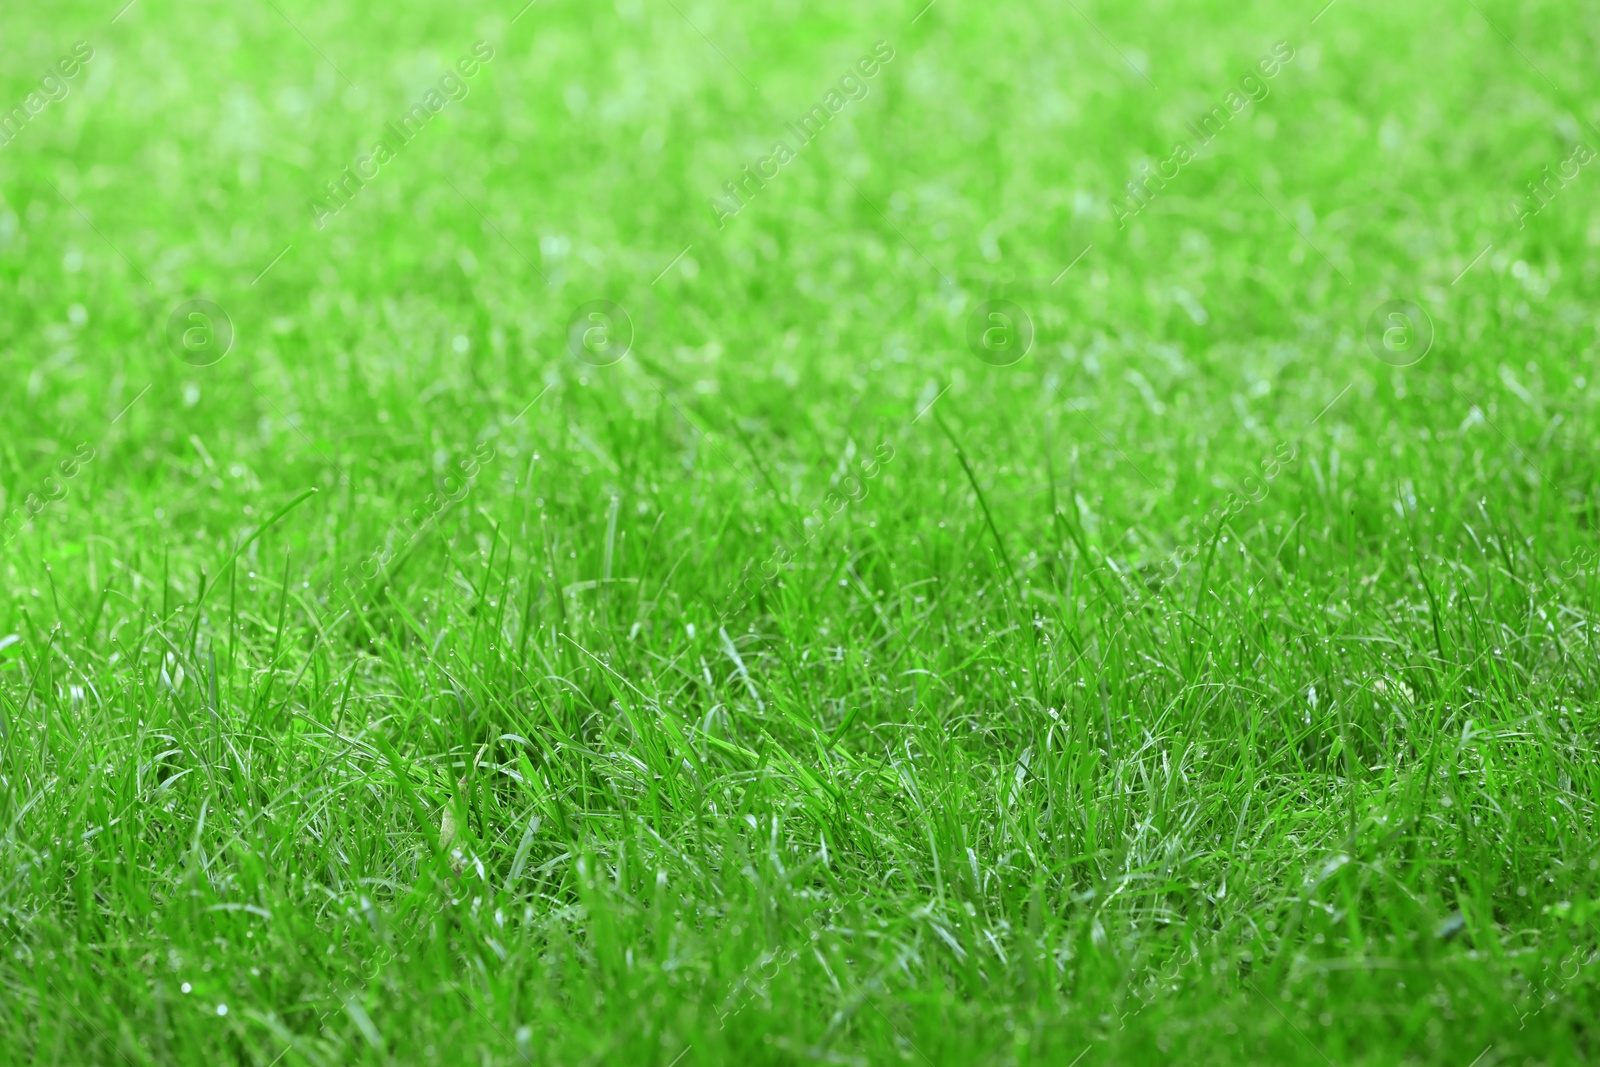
xmin=2 ymin=0 xmax=1598 ymax=1063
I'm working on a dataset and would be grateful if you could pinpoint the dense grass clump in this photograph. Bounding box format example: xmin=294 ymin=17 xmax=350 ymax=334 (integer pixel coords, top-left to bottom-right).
xmin=2 ymin=0 xmax=1598 ymax=1063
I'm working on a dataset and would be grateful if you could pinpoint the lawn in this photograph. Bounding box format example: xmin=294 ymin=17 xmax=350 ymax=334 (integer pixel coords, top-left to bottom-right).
xmin=1 ymin=0 xmax=1597 ymax=1064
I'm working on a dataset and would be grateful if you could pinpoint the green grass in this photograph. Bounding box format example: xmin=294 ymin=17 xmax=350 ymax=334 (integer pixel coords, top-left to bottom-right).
xmin=2 ymin=0 xmax=1599 ymax=1063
